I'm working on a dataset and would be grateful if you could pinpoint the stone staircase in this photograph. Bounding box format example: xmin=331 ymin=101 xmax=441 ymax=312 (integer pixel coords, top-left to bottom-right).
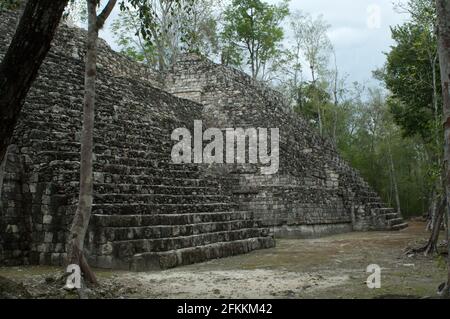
xmin=23 ymin=116 xmax=274 ymax=270
xmin=84 ymin=157 xmax=273 ymax=270
xmin=342 ymin=169 xmax=408 ymax=231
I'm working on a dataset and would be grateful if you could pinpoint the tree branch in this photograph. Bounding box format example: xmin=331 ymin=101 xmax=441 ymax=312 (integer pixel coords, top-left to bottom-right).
xmin=96 ymin=0 xmax=117 ymax=30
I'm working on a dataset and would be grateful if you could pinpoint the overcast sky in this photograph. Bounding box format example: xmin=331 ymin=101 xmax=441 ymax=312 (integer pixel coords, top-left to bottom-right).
xmin=280 ymin=0 xmax=409 ymax=85
xmin=98 ymin=0 xmax=409 ymax=86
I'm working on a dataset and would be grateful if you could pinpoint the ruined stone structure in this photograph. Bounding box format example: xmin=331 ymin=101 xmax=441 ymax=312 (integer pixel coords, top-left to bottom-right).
xmin=165 ymin=55 xmax=408 ymax=237
xmin=0 ymin=10 xmax=407 ymax=270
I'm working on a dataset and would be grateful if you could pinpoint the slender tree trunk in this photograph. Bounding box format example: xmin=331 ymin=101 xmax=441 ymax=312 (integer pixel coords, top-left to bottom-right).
xmin=331 ymin=90 xmax=338 ymax=140
xmin=310 ymin=65 xmax=323 ymax=136
xmin=332 ymin=51 xmax=338 ymax=143
xmin=250 ymin=46 xmax=256 ymax=80
xmin=432 ymin=53 xmax=441 ymax=154
xmin=66 ymin=0 xmax=116 ymax=286
xmin=408 ymin=196 xmax=445 ymax=256
xmin=427 ymin=197 xmax=445 ymax=256
xmin=249 ymin=9 xmax=256 ymax=80
xmin=316 ymin=98 xmax=323 ymax=136
xmin=387 ymin=140 xmax=401 ymax=216
xmin=332 ymin=96 xmax=338 ymax=142
xmin=0 ymin=0 xmax=68 ymax=163
xmin=66 ymin=0 xmax=99 ymax=285
xmin=436 ymin=0 xmax=450 ymax=296
xmin=427 ymin=188 xmax=438 ymax=231
xmin=157 ymin=42 xmax=166 ymax=71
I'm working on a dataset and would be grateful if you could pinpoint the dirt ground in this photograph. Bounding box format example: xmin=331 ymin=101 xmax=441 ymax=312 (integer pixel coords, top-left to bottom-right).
xmin=0 ymin=221 xmax=447 ymax=299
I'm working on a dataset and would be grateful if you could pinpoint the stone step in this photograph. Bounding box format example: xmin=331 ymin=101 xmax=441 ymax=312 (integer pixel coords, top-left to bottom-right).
xmin=40 ymin=161 xmax=200 ymax=179
xmin=108 ymin=227 xmax=270 ymax=258
xmin=89 ymin=193 xmax=231 ymax=205
xmin=95 ymin=145 xmax=169 ymax=160
xmin=40 ymin=193 xmax=232 ymax=208
xmin=377 ymin=207 xmax=395 ymax=214
xmin=30 ymin=138 xmax=169 ymax=156
xmin=89 ymin=236 xmax=275 ymax=270
xmin=40 ymin=157 xmax=199 ymax=173
xmin=27 ymin=127 xmax=173 ymax=149
xmin=96 ymin=164 xmax=197 ymax=178
xmin=94 ymin=219 xmax=261 ymax=242
xmin=359 ymin=196 xmax=382 ymax=202
xmin=357 ymin=190 xmax=379 ymax=197
xmin=21 ymin=112 xmax=175 ymax=136
xmin=387 ymin=218 xmax=404 ymax=227
xmin=47 ymin=172 xmax=220 ymax=188
xmin=23 ymin=95 xmax=184 ymax=130
xmin=130 ymin=237 xmax=276 ymax=271
xmin=38 ymin=152 xmax=197 ymax=170
xmin=383 ymin=213 xmax=399 ymax=220
xmin=95 ymin=157 xmax=199 ymax=172
xmin=390 ymin=222 xmax=408 ymax=231
xmin=98 ymin=139 xmax=170 ymax=156
xmin=19 ymin=118 xmax=172 ymax=144
xmin=91 ymin=202 xmax=240 ymax=215
xmin=109 ymin=173 xmax=211 ymax=189
xmin=37 ymin=148 xmax=169 ymax=164
xmin=92 ymin=211 xmax=255 ymax=227
xmin=22 ymin=103 xmax=167 ymax=126
xmin=236 ymin=184 xmax=341 ymax=192
xmin=365 ymin=202 xmax=385 ymax=208
xmin=96 ymin=120 xmax=182 ymax=140
xmin=56 ymin=183 xmax=220 ymax=196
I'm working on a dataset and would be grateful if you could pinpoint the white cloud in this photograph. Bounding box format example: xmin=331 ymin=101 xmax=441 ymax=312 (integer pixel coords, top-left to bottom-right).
xmin=328 ymin=27 xmax=369 ymax=48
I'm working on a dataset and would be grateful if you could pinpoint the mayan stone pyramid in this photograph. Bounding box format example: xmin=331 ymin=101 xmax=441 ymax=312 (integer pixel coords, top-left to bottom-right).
xmin=0 ymin=9 xmax=406 ymax=270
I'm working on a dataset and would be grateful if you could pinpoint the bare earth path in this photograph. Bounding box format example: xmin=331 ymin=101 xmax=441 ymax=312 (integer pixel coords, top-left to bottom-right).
xmin=0 ymin=221 xmax=445 ymax=298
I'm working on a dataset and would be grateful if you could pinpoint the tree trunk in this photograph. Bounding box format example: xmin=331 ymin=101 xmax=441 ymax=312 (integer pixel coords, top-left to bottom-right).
xmin=66 ymin=0 xmax=116 ymax=287
xmin=332 ymin=51 xmax=338 ymax=143
xmin=432 ymin=52 xmax=441 ymax=157
xmin=317 ymin=102 xmax=323 ymax=137
xmin=426 ymin=197 xmax=445 ymax=256
xmin=66 ymin=0 xmax=99 ymax=285
xmin=408 ymin=197 xmax=445 ymax=256
xmin=310 ymin=65 xmax=323 ymax=137
xmin=436 ymin=0 xmax=450 ymax=296
xmin=426 ymin=189 xmax=438 ymax=232
xmin=387 ymin=141 xmax=401 ymax=216
xmin=0 ymin=0 xmax=68 ymax=163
